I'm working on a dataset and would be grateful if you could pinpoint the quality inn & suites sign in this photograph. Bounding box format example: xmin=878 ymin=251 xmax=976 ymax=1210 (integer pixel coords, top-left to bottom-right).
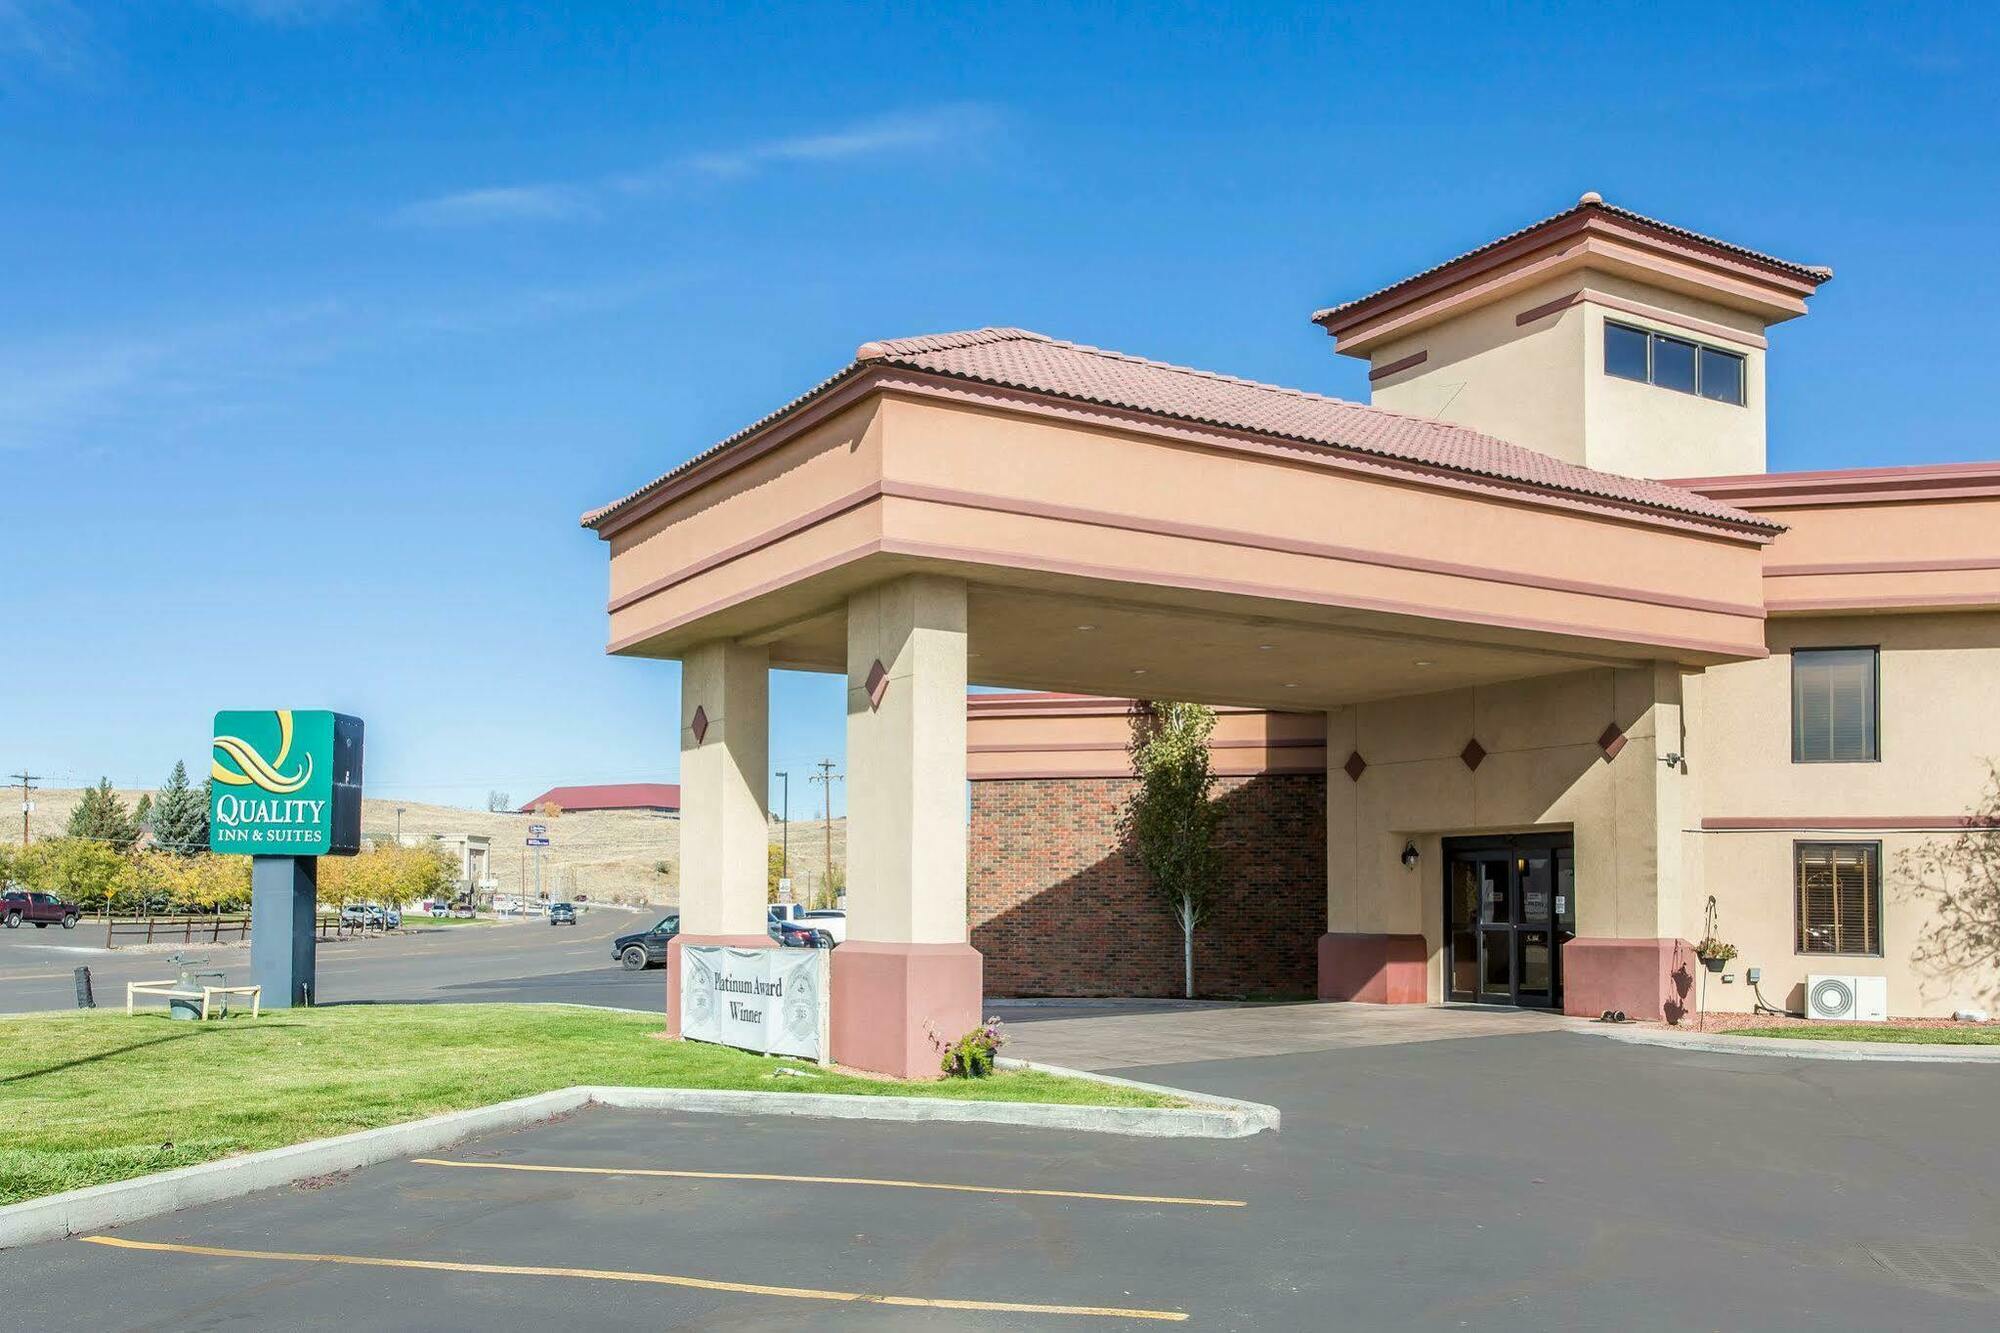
xmin=208 ymin=709 xmax=364 ymax=857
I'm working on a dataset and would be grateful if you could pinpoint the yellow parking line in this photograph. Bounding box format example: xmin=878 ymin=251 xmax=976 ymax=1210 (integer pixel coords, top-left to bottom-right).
xmin=76 ymin=1235 xmax=1187 ymax=1321
xmin=412 ymin=1156 xmax=1246 ymax=1208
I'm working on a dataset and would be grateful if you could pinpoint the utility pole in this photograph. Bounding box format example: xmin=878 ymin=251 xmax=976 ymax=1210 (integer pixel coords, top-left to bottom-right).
xmin=774 ymin=770 xmax=790 ymax=893
xmin=9 ymin=771 xmax=39 ymax=846
xmin=808 ymin=759 xmax=841 ymax=908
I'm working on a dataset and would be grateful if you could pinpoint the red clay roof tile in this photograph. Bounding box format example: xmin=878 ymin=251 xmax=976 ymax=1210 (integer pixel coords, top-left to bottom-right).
xmin=584 ymin=327 xmax=1777 ymax=533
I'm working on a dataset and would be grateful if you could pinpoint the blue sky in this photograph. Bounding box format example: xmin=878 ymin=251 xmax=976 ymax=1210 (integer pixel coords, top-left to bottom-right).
xmin=4 ymin=2 xmax=1996 ymax=815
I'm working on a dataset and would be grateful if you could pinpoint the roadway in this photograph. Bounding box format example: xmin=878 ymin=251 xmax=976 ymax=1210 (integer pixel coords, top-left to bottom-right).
xmin=0 ymin=911 xmax=671 ymax=1015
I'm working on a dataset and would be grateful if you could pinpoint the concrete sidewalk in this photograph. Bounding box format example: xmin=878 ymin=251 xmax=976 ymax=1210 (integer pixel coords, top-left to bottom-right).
xmin=995 ymin=998 xmax=1570 ymax=1070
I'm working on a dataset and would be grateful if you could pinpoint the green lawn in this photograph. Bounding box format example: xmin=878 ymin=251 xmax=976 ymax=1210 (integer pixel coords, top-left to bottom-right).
xmin=1729 ymin=1024 xmax=2000 ymax=1045
xmin=0 ymin=1004 xmax=1174 ymax=1206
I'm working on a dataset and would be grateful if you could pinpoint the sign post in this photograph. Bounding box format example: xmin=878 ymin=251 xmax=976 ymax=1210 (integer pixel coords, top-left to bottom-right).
xmin=209 ymin=710 xmax=364 ymax=1008
xmin=526 ymin=824 xmax=550 ymax=910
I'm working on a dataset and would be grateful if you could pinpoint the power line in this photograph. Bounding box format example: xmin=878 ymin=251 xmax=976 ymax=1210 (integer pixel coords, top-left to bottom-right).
xmin=807 ymin=758 xmax=842 ymax=904
xmin=8 ymin=772 xmax=39 ymax=846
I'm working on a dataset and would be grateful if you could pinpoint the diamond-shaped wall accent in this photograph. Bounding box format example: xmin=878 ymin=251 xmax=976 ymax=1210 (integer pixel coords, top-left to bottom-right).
xmin=1598 ymin=723 xmax=1627 ymax=760
xmin=1342 ymin=750 xmax=1368 ymax=782
xmin=1460 ymin=738 xmax=1487 ymax=771
xmin=690 ymin=706 xmax=709 ymax=744
xmin=865 ymin=658 xmax=890 ymax=710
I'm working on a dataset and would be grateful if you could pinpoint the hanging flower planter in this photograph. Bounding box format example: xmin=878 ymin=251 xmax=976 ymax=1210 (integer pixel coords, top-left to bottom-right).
xmin=1694 ymin=937 xmax=1737 ymax=974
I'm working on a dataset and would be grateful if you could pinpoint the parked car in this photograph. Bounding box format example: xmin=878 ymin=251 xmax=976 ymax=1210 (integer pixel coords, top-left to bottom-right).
xmin=548 ymin=902 xmax=577 ymax=926
xmin=339 ymin=904 xmax=385 ymax=926
xmin=776 ymin=920 xmax=834 ymax=948
xmin=1 ymin=890 xmax=80 ymax=930
xmin=796 ymin=909 xmax=845 ymax=944
xmin=613 ymin=914 xmax=680 ymax=970
xmin=384 ymin=907 xmax=402 ymax=929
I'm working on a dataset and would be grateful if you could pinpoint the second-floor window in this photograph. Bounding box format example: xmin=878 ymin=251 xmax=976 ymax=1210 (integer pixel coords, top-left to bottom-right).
xmin=1792 ymin=647 xmax=1879 ymax=763
xmin=1604 ymin=320 xmax=1746 ymax=406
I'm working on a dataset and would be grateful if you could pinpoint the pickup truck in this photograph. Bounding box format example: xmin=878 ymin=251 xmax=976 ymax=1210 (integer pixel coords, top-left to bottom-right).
xmin=1 ymin=889 xmax=81 ymax=930
xmin=783 ymin=909 xmax=846 ymax=946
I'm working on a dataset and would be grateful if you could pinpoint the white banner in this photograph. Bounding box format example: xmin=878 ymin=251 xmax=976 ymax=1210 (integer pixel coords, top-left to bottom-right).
xmin=680 ymin=945 xmax=829 ymax=1062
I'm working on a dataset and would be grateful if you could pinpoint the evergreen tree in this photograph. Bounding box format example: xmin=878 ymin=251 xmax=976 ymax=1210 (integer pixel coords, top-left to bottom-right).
xmin=150 ymin=761 xmax=210 ymax=856
xmin=66 ymin=778 xmax=139 ymax=852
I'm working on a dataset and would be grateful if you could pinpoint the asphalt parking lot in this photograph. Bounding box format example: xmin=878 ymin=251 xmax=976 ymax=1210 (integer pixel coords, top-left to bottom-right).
xmin=0 ymin=912 xmax=668 ymax=1014
xmin=8 ymin=1024 xmax=2000 ymax=1330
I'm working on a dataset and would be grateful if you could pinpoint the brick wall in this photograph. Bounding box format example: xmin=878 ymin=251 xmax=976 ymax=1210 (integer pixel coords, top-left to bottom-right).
xmin=970 ymin=773 xmax=1326 ymax=998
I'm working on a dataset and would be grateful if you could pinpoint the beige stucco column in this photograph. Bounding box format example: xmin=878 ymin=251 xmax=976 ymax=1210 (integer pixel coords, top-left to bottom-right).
xmin=665 ymin=638 xmax=772 ymax=1035
xmin=832 ymin=574 xmax=981 ymax=1076
xmin=1565 ymin=662 xmax=1700 ymax=1020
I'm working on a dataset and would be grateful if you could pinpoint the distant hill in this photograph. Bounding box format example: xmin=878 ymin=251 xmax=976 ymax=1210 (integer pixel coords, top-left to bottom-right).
xmin=7 ymin=788 xmax=846 ymax=909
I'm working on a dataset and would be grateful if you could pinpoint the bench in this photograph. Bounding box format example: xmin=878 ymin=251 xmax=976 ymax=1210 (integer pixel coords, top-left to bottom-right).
xmin=126 ymin=980 xmax=263 ymax=1020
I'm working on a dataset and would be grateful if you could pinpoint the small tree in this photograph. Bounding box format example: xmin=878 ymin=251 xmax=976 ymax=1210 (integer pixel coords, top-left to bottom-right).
xmin=1121 ymin=701 xmax=1221 ymax=999
xmin=768 ymin=843 xmax=787 ymax=903
xmin=16 ymin=837 xmax=130 ymax=913
xmin=814 ymin=863 xmax=846 ymax=911
xmin=1900 ymin=763 xmax=2000 ymax=1004
xmin=66 ymin=779 xmax=139 ymax=852
xmin=487 ymin=790 xmax=512 ymax=813
xmin=150 ymin=761 xmax=210 ymax=856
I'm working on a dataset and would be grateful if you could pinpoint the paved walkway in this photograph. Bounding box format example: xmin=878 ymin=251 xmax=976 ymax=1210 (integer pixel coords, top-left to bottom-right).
xmin=994 ymin=998 xmax=1571 ymax=1070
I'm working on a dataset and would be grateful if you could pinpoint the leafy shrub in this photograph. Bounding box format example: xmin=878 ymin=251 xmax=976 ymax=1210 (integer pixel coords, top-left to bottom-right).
xmin=932 ymin=1018 xmax=1007 ymax=1078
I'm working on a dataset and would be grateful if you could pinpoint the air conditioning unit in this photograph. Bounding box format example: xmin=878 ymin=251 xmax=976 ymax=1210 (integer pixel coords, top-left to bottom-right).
xmin=1806 ymin=974 xmax=1888 ymax=1022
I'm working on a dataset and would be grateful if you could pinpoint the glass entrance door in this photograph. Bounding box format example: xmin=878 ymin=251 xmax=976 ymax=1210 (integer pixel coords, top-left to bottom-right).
xmin=1444 ymin=835 xmax=1574 ymax=1008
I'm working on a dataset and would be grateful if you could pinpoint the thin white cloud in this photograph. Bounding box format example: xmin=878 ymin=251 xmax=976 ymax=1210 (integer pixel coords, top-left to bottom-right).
xmin=204 ymin=0 xmax=368 ymax=23
xmin=393 ymin=184 xmax=595 ymax=229
xmin=0 ymin=302 xmax=341 ymax=451
xmin=683 ymin=104 xmax=997 ymax=179
xmin=0 ymin=272 xmax=687 ymax=450
xmin=399 ymin=104 xmax=999 ymax=227
xmin=0 ymin=0 xmax=91 ymax=78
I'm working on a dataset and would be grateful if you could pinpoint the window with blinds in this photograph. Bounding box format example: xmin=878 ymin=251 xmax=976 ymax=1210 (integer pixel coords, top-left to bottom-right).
xmin=1794 ymin=842 xmax=1881 ymax=956
xmin=1792 ymin=647 xmax=1878 ymax=762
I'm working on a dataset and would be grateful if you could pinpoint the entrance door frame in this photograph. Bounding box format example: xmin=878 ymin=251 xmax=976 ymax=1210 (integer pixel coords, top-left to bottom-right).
xmin=1443 ymin=831 xmax=1575 ymax=1009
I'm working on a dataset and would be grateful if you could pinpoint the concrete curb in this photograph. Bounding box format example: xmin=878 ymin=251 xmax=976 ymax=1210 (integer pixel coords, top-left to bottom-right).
xmin=596 ymin=1076 xmax=1276 ymax=1139
xmin=996 ymin=1057 xmax=1281 ymax=1134
xmin=0 ymin=1088 xmax=594 ymax=1252
xmin=0 ymin=1072 xmax=1269 ymax=1251
xmin=1577 ymin=1025 xmax=2000 ymax=1063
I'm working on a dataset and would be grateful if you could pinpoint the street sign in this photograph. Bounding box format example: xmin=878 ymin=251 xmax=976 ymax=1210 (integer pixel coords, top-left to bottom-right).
xmin=526 ymin=836 xmax=551 ymax=847
xmin=209 ymin=709 xmax=364 ymax=857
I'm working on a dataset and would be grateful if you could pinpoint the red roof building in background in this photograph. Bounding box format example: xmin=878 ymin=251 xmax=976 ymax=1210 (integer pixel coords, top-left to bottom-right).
xmin=517 ymin=783 xmax=681 ymax=814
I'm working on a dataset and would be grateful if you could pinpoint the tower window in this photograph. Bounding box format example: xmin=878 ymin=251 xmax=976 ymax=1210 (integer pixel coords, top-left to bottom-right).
xmin=1603 ymin=320 xmax=1746 ymax=406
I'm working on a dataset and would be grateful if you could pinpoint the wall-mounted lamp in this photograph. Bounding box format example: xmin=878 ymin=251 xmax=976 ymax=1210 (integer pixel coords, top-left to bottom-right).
xmin=1400 ymin=841 xmax=1420 ymax=870
xmin=1661 ymin=752 xmax=1684 ymax=769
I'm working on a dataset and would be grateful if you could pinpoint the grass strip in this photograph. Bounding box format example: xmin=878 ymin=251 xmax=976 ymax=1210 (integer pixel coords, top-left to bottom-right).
xmin=0 ymin=1003 xmax=1176 ymax=1204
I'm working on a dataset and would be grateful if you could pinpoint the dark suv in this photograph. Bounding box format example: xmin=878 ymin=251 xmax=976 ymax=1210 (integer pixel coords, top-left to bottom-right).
xmin=612 ymin=914 xmax=680 ymax=970
xmin=2 ymin=890 xmax=81 ymax=930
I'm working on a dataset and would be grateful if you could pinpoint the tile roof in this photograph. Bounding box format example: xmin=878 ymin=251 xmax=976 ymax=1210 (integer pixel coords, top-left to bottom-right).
xmin=584 ymin=327 xmax=1778 ymax=533
xmin=519 ymin=783 xmax=681 ymax=813
xmin=1312 ymin=193 xmax=1833 ymax=325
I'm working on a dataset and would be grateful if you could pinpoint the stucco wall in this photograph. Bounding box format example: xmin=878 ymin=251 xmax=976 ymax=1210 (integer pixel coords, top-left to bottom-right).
xmin=1368 ymin=273 xmax=1588 ymax=462
xmin=1368 ymin=268 xmax=1768 ymax=482
xmin=1687 ymin=611 xmax=2000 ymax=1015
xmin=1326 ymin=665 xmax=1685 ymax=1003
